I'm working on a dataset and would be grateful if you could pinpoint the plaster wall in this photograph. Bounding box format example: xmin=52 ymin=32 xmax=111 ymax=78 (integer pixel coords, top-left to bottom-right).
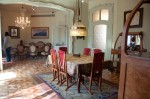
xmin=117 ymin=0 xmax=150 ymax=51
xmin=74 ymin=2 xmax=89 ymax=54
xmin=89 ymin=0 xmax=150 ymax=51
xmin=1 ymin=9 xmax=67 ymax=48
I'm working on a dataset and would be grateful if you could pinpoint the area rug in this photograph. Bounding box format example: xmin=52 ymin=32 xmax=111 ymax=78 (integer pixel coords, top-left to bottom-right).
xmin=37 ymin=73 xmax=118 ymax=99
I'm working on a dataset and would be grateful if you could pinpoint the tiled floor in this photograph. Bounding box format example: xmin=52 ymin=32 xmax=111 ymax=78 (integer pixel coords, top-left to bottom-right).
xmin=0 ymin=58 xmax=119 ymax=99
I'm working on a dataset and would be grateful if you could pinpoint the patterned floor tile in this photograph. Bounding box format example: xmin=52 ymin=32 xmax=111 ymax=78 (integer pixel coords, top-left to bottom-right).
xmin=1 ymin=58 xmax=119 ymax=99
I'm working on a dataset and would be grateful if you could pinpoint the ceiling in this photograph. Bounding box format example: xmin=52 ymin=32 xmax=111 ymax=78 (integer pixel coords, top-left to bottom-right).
xmin=0 ymin=0 xmax=94 ymax=14
xmin=0 ymin=4 xmax=55 ymax=14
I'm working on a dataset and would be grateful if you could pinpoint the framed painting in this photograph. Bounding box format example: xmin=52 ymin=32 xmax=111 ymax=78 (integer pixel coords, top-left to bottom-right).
xmin=31 ymin=27 xmax=49 ymax=39
xmin=9 ymin=26 xmax=20 ymax=39
xmin=124 ymin=8 xmax=143 ymax=28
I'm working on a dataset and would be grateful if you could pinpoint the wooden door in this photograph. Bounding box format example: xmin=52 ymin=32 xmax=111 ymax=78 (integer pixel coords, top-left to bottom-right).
xmin=119 ymin=0 xmax=150 ymax=99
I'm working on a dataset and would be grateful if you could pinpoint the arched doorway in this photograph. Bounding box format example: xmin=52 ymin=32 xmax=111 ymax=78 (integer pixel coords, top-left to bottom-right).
xmin=0 ymin=0 xmax=74 ymax=70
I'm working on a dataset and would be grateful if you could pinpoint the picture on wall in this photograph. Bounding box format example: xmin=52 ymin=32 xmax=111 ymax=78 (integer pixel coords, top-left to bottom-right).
xmin=9 ymin=26 xmax=20 ymax=39
xmin=31 ymin=27 xmax=49 ymax=39
xmin=124 ymin=8 xmax=143 ymax=28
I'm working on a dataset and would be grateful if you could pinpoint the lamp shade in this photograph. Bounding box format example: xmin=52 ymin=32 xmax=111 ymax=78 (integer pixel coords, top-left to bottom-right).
xmin=70 ymin=21 xmax=87 ymax=36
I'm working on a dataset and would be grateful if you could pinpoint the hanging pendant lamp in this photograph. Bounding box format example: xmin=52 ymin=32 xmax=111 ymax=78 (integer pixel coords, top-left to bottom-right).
xmin=70 ymin=0 xmax=87 ymax=36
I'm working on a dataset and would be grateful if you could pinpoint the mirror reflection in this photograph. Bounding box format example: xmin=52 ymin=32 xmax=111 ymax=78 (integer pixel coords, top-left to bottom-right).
xmin=127 ymin=35 xmax=141 ymax=51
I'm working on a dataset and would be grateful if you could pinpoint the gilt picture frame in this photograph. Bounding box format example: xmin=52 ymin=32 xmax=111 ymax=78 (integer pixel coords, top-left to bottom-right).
xmin=31 ymin=27 xmax=49 ymax=39
xmin=124 ymin=8 xmax=143 ymax=28
xmin=9 ymin=26 xmax=20 ymax=39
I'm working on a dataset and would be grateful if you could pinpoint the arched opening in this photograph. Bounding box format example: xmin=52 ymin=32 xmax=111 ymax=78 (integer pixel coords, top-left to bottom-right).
xmin=0 ymin=0 xmax=74 ymax=70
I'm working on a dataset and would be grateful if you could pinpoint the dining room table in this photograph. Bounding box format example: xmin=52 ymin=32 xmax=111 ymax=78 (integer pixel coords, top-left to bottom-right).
xmin=45 ymin=54 xmax=93 ymax=92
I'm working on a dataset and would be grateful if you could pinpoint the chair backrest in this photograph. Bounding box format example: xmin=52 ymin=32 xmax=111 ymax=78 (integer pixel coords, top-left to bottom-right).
xmin=59 ymin=47 xmax=67 ymax=53
xmin=92 ymin=52 xmax=104 ymax=76
xmin=94 ymin=49 xmax=102 ymax=53
xmin=29 ymin=45 xmax=36 ymax=53
xmin=17 ymin=45 xmax=24 ymax=53
xmin=45 ymin=43 xmax=52 ymax=49
xmin=45 ymin=45 xmax=50 ymax=53
xmin=29 ymin=42 xmax=35 ymax=46
xmin=58 ymin=50 xmax=66 ymax=72
xmin=51 ymin=49 xmax=58 ymax=69
xmin=83 ymin=48 xmax=91 ymax=55
xmin=35 ymin=41 xmax=45 ymax=52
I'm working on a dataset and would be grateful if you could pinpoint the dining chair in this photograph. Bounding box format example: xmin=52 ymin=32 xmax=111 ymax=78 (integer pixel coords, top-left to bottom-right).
xmin=17 ymin=45 xmax=26 ymax=60
xmin=35 ymin=41 xmax=45 ymax=53
xmin=59 ymin=47 xmax=68 ymax=53
xmin=58 ymin=50 xmax=76 ymax=91
xmin=29 ymin=45 xmax=37 ymax=59
xmin=83 ymin=48 xmax=91 ymax=55
xmin=10 ymin=48 xmax=18 ymax=60
xmin=45 ymin=43 xmax=52 ymax=49
xmin=79 ymin=52 xmax=104 ymax=95
xmin=93 ymin=49 xmax=102 ymax=53
xmin=51 ymin=49 xmax=59 ymax=84
xmin=28 ymin=42 xmax=35 ymax=46
xmin=41 ymin=45 xmax=51 ymax=58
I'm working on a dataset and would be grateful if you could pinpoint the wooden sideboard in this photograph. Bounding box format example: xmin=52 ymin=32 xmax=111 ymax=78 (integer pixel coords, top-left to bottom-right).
xmin=118 ymin=0 xmax=150 ymax=99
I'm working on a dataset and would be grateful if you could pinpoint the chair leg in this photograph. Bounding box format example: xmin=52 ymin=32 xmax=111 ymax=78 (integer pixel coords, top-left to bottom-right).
xmin=52 ymin=70 xmax=55 ymax=81
xmin=57 ymin=71 xmax=60 ymax=84
xmin=59 ymin=73 xmax=62 ymax=86
xmin=99 ymin=77 xmax=102 ymax=91
xmin=89 ymin=78 xmax=92 ymax=95
xmin=78 ymin=74 xmax=81 ymax=93
xmin=65 ymin=75 xmax=69 ymax=91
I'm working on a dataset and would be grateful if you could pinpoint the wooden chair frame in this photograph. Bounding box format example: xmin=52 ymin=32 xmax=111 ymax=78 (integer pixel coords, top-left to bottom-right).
xmin=79 ymin=52 xmax=104 ymax=95
xmin=51 ymin=49 xmax=59 ymax=84
xmin=58 ymin=50 xmax=76 ymax=91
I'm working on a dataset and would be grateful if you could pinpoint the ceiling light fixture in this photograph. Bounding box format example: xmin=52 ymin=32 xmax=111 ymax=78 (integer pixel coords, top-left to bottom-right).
xmin=70 ymin=0 xmax=87 ymax=36
xmin=15 ymin=5 xmax=30 ymax=29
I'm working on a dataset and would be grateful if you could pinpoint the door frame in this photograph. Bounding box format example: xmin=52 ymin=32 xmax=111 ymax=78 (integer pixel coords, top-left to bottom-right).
xmin=88 ymin=3 xmax=113 ymax=59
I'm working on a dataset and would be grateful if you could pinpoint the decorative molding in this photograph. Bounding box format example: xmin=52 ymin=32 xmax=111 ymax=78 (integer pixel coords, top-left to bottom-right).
xmin=31 ymin=14 xmax=55 ymax=17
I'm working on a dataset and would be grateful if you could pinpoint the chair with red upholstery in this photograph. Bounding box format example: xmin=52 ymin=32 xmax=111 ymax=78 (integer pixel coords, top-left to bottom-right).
xmin=94 ymin=49 xmax=102 ymax=53
xmin=83 ymin=48 xmax=91 ymax=55
xmin=51 ymin=49 xmax=59 ymax=84
xmin=58 ymin=50 xmax=76 ymax=91
xmin=59 ymin=47 xmax=68 ymax=53
xmin=78 ymin=52 xmax=104 ymax=95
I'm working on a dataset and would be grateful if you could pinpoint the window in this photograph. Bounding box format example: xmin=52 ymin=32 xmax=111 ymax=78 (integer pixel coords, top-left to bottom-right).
xmin=101 ymin=9 xmax=109 ymax=20
xmin=92 ymin=10 xmax=99 ymax=22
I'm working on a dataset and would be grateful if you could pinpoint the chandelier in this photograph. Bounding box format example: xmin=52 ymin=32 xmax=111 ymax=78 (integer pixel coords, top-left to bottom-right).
xmin=70 ymin=0 xmax=87 ymax=36
xmin=15 ymin=5 xmax=30 ymax=29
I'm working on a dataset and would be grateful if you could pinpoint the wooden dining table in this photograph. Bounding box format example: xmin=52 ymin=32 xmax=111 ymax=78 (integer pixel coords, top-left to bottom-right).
xmin=66 ymin=54 xmax=93 ymax=75
xmin=46 ymin=54 xmax=93 ymax=92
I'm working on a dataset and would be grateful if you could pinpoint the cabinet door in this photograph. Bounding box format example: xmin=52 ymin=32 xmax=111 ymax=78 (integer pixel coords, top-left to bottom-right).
xmin=119 ymin=55 xmax=150 ymax=99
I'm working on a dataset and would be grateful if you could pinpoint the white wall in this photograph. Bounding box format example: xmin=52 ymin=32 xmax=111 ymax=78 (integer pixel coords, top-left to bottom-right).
xmin=73 ymin=2 xmax=89 ymax=54
xmin=117 ymin=0 xmax=150 ymax=51
xmin=1 ymin=9 xmax=67 ymax=48
xmin=88 ymin=0 xmax=150 ymax=52
xmin=30 ymin=16 xmax=55 ymax=43
xmin=1 ymin=11 xmax=28 ymax=47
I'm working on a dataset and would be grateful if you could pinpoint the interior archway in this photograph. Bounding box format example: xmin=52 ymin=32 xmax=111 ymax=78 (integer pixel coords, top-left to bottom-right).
xmin=0 ymin=0 xmax=74 ymax=70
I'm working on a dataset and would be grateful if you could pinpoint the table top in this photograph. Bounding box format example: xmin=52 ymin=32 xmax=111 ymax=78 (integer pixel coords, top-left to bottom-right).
xmin=66 ymin=54 xmax=93 ymax=76
xmin=66 ymin=54 xmax=93 ymax=64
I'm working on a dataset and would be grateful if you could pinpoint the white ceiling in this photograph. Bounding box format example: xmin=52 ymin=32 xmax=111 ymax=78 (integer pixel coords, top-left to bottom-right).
xmin=0 ymin=0 xmax=94 ymax=13
xmin=0 ymin=4 xmax=55 ymax=14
